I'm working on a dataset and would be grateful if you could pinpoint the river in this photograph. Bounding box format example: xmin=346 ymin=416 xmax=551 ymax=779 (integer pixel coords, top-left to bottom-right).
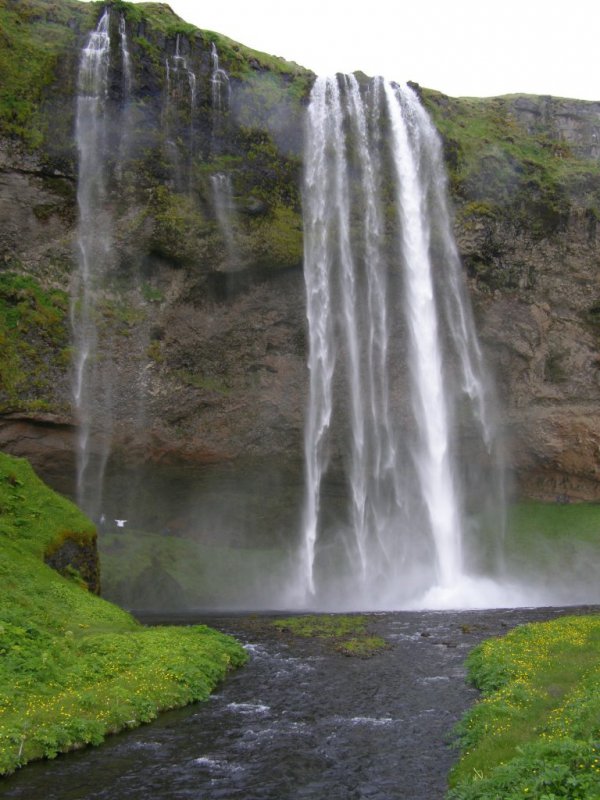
xmin=2 ymin=607 xmax=593 ymax=800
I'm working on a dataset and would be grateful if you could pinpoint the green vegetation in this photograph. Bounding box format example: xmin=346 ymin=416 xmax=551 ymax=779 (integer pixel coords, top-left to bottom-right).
xmin=114 ymin=0 xmax=313 ymax=93
xmin=174 ymin=370 xmax=231 ymax=395
xmin=0 ymin=452 xmax=246 ymax=775
xmin=244 ymin=202 xmax=304 ymax=269
xmin=273 ymin=615 xmax=389 ymax=657
xmin=146 ymin=185 xmax=215 ymax=265
xmin=448 ymin=614 xmax=600 ymax=799
xmin=504 ymin=501 xmax=600 ymax=583
xmin=0 ymin=0 xmax=91 ymax=147
xmin=141 ymin=282 xmax=164 ymax=304
xmin=0 ymin=271 xmax=70 ymax=413
xmin=422 ymin=90 xmax=600 ymax=238
xmin=273 ymin=614 xmax=369 ymax=638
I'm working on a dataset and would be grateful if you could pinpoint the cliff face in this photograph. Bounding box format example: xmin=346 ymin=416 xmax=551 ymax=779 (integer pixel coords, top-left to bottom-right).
xmin=0 ymin=0 xmax=310 ymax=493
xmin=423 ymin=91 xmax=600 ymax=500
xmin=0 ymin=0 xmax=599 ymax=502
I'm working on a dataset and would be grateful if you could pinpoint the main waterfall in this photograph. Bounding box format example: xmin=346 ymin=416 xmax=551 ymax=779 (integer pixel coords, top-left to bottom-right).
xmin=297 ymin=75 xmax=506 ymax=609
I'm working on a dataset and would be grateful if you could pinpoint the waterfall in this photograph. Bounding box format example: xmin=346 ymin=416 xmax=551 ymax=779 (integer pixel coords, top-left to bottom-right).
xmin=71 ymin=9 xmax=133 ymax=521
xmin=72 ymin=9 xmax=112 ymax=519
xmin=173 ymin=34 xmax=197 ymax=112
xmin=211 ymin=172 xmax=238 ymax=268
xmin=297 ymin=75 xmax=505 ymax=610
xmin=117 ymin=13 xmax=132 ymax=176
xmin=119 ymin=14 xmax=132 ymax=96
xmin=210 ymin=42 xmax=230 ymax=111
xmin=164 ymin=34 xmax=197 ymax=189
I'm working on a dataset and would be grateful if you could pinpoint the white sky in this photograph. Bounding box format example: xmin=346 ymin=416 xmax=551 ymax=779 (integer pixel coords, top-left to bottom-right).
xmin=86 ymin=0 xmax=600 ymax=100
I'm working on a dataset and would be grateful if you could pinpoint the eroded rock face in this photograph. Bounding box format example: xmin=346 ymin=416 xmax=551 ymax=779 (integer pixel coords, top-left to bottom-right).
xmin=510 ymin=96 xmax=600 ymax=160
xmin=458 ymin=209 xmax=600 ymax=500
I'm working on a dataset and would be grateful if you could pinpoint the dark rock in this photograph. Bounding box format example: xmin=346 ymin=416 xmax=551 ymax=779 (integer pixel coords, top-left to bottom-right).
xmin=44 ymin=535 xmax=101 ymax=594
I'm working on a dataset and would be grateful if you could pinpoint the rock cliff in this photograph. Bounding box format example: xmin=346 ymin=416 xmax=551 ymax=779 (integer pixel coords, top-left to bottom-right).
xmin=0 ymin=0 xmax=598 ymax=504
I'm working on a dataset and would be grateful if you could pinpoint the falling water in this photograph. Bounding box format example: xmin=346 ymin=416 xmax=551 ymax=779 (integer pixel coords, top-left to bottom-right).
xmin=72 ymin=10 xmax=133 ymax=521
xmin=172 ymin=34 xmax=197 ymax=111
xmin=164 ymin=34 xmax=197 ymax=188
xmin=119 ymin=14 xmax=132 ymax=96
xmin=117 ymin=13 xmax=132 ymax=176
xmin=71 ymin=9 xmax=113 ymax=518
xmin=211 ymin=173 xmax=238 ymax=267
xmin=297 ymin=75 xmax=505 ymax=610
xmin=210 ymin=42 xmax=230 ymax=111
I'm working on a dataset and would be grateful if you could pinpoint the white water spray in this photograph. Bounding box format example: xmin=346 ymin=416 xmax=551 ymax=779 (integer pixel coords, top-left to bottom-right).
xmin=211 ymin=173 xmax=238 ymax=267
xmin=298 ymin=76 xmax=505 ymax=609
xmin=164 ymin=34 xmax=197 ymax=189
xmin=72 ymin=10 xmax=112 ymax=519
xmin=72 ymin=9 xmax=133 ymax=520
xmin=210 ymin=42 xmax=230 ymax=111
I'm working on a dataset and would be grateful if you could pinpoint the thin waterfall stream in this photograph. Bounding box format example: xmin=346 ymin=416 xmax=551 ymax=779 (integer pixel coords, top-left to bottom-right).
xmin=71 ymin=9 xmax=113 ymax=520
xmin=71 ymin=9 xmax=133 ymax=522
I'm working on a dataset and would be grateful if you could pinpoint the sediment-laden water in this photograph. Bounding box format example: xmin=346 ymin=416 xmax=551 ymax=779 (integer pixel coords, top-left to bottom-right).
xmin=3 ymin=608 xmax=592 ymax=800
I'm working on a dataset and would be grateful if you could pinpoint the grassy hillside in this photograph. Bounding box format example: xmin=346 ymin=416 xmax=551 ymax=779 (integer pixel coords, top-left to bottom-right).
xmin=0 ymin=452 xmax=246 ymax=775
xmin=448 ymin=614 xmax=600 ymax=799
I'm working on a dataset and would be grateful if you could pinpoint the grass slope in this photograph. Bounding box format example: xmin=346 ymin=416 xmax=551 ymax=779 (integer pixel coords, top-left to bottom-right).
xmin=0 ymin=452 xmax=247 ymax=775
xmin=448 ymin=614 xmax=600 ymax=799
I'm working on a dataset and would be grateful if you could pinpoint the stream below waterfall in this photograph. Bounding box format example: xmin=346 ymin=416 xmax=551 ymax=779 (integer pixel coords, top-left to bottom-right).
xmin=3 ymin=607 xmax=595 ymax=800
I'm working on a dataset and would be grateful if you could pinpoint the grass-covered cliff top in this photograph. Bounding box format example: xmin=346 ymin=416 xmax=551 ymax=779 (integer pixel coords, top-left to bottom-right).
xmin=0 ymin=452 xmax=246 ymax=775
xmin=422 ymin=87 xmax=600 ymax=229
xmin=0 ymin=0 xmax=93 ymax=147
xmin=0 ymin=0 xmax=313 ymax=151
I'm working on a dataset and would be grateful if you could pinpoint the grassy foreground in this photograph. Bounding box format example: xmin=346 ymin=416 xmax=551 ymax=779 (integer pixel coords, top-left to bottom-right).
xmin=0 ymin=452 xmax=247 ymax=775
xmin=448 ymin=614 xmax=600 ymax=799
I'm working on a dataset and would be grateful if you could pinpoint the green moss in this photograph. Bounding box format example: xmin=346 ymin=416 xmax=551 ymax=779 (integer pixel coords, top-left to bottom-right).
xmin=273 ymin=615 xmax=389 ymax=658
xmin=141 ymin=282 xmax=164 ymax=303
xmin=0 ymin=452 xmax=246 ymax=775
xmin=99 ymin=298 xmax=146 ymax=328
xmin=335 ymin=636 xmax=389 ymax=657
xmin=244 ymin=202 xmax=304 ymax=269
xmin=422 ymin=90 xmax=591 ymax=237
xmin=145 ymin=340 xmax=163 ymax=362
xmin=0 ymin=271 xmax=70 ymax=413
xmin=147 ymin=186 xmax=213 ymax=265
xmin=507 ymin=501 xmax=600 ymax=548
xmin=174 ymin=369 xmax=231 ymax=395
xmin=202 ymin=28 xmax=312 ymax=85
xmin=0 ymin=0 xmax=91 ymax=148
xmin=273 ymin=614 xmax=368 ymax=638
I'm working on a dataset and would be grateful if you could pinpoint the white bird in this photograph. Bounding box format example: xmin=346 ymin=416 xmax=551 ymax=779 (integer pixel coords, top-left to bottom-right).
xmin=114 ymin=519 xmax=127 ymax=528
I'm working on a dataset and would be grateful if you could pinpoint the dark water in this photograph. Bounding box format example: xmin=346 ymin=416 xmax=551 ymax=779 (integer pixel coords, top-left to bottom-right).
xmin=2 ymin=607 xmax=594 ymax=800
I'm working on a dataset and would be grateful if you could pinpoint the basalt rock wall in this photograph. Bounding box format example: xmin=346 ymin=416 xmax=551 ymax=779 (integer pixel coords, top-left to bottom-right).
xmin=0 ymin=0 xmax=599 ymax=501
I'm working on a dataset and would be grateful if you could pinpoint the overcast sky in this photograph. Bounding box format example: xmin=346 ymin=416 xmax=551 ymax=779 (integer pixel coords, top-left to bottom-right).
xmin=120 ymin=0 xmax=597 ymax=101
xmin=77 ymin=0 xmax=599 ymax=100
